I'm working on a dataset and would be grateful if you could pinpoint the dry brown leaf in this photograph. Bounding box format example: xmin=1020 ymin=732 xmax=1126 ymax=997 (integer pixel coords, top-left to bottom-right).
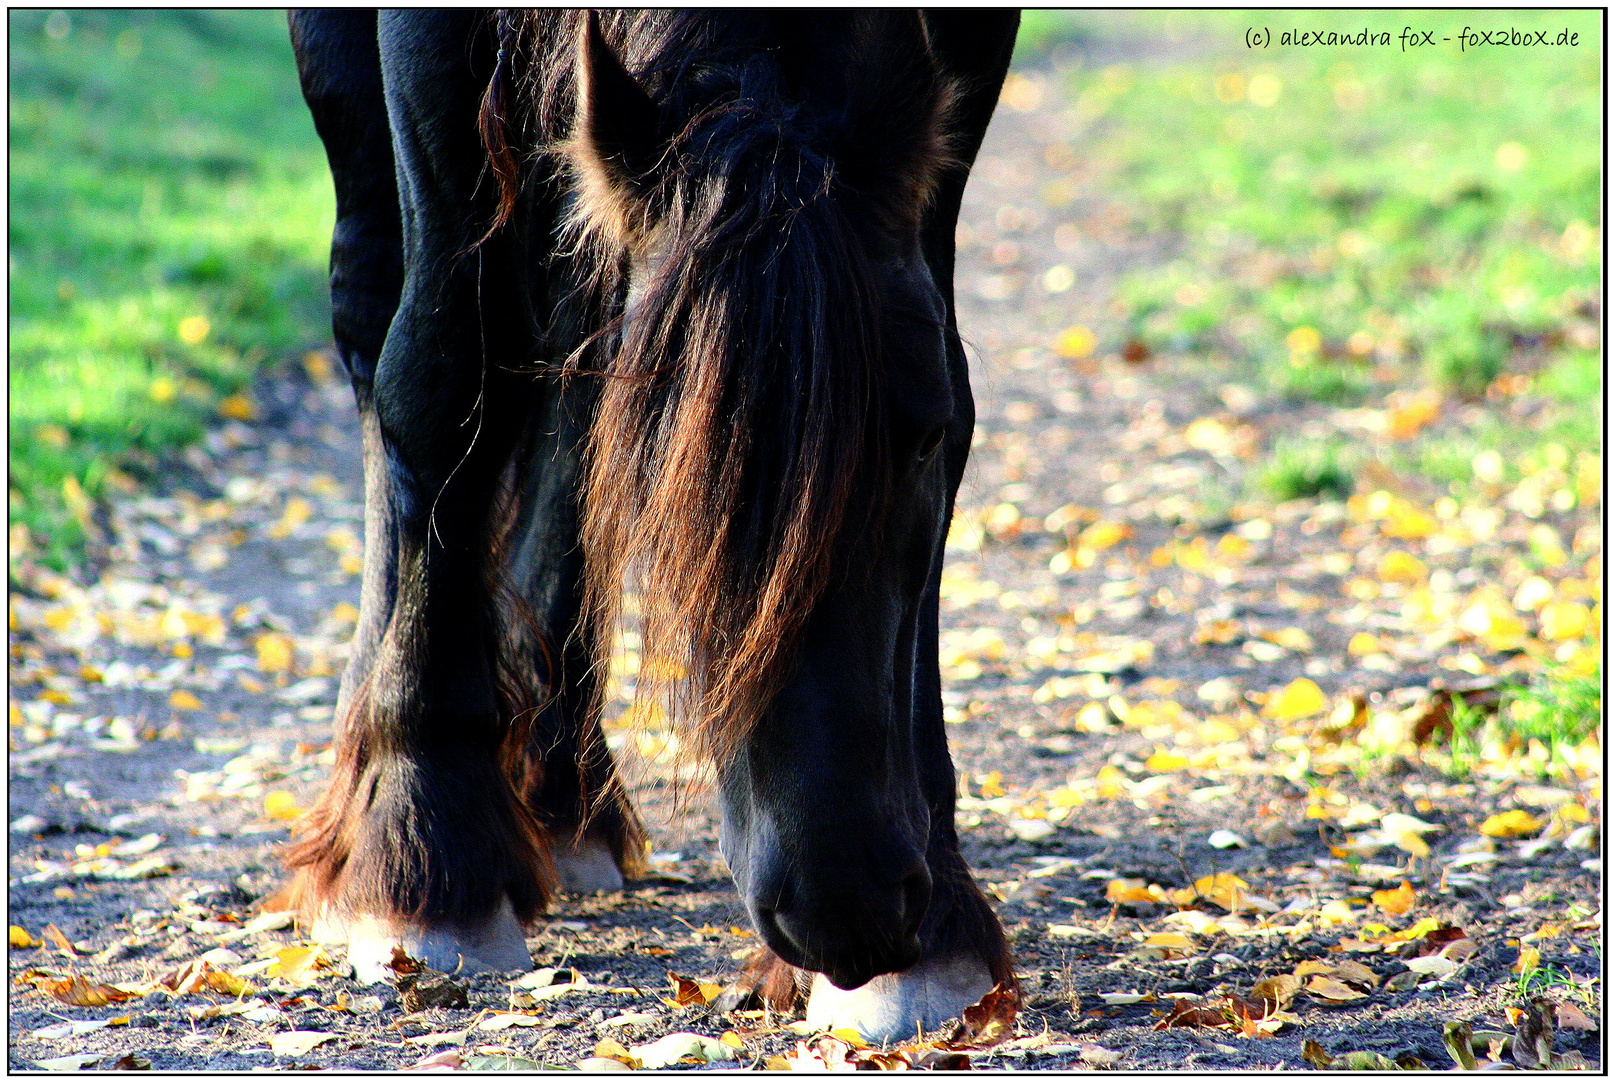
xmin=940 ymin=981 xmax=1019 ymax=1049
xmin=1306 ymin=976 xmax=1366 ymax=1002
xmin=1512 ymin=998 xmax=1555 ymax=1070
xmin=38 ymin=975 xmax=137 ymax=1007
xmin=41 ymin=924 xmax=77 ymax=957
xmin=1250 ymin=974 xmax=1300 ymax=1009
xmin=1331 ymin=960 xmax=1380 ymax=988
xmin=386 ymin=945 xmax=424 ymax=976
xmin=1554 ymin=1001 xmax=1598 ymax=1031
xmin=663 ymin=971 xmax=721 ymax=1009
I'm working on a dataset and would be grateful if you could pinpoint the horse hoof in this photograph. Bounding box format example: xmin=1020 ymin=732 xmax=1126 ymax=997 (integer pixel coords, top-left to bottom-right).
xmin=553 ymin=837 xmax=625 ymax=894
xmin=804 ymin=955 xmax=995 ymax=1045
xmin=313 ymin=896 xmax=532 ymax=984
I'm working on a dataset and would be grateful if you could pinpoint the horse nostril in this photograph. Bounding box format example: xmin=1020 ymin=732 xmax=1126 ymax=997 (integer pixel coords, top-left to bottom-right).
xmin=898 ymin=862 xmax=933 ymax=940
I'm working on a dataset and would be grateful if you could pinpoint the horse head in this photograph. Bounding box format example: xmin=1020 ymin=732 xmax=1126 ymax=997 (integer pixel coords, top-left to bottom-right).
xmin=565 ymin=12 xmax=967 ymax=992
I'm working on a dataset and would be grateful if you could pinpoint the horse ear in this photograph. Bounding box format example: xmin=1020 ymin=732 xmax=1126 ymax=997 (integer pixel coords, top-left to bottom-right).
xmin=569 ymin=10 xmax=663 ymax=240
xmin=833 ymin=12 xmax=954 ymax=212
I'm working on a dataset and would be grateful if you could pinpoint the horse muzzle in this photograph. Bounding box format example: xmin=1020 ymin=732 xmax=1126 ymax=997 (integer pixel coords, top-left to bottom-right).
xmin=746 ymin=848 xmax=932 ymax=990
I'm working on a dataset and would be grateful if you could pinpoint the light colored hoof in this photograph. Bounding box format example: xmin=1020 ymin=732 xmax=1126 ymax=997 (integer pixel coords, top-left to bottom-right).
xmin=312 ymin=896 xmax=532 ymax=985
xmin=805 ymin=955 xmax=995 ymax=1045
xmin=554 ymin=837 xmax=625 ymax=894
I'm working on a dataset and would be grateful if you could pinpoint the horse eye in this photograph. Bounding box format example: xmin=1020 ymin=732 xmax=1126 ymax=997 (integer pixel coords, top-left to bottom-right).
xmin=916 ymin=425 xmax=946 ymax=462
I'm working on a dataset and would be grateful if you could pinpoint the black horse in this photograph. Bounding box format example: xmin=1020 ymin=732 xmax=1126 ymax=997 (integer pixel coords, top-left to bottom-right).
xmin=282 ymin=9 xmax=1017 ymax=1041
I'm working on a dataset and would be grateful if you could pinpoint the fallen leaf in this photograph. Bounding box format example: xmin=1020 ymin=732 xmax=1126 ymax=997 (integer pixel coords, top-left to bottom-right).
xmin=263 ymin=791 xmax=304 ymax=822
xmin=109 ymin=1054 xmax=151 ymax=1070
xmin=1480 ymin=809 xmax=1544 ymax=838
xmin=1191 ymin=872 xmax=1250 ymax=911
xmin=1372 ymin=881 xmax=1416 ymax=915
xmin=37 ymin=975 xmax=136 ymax=1007
xmin=1402 ymin=955 xmax=1458 ymax=977
xmin=34 ymin=1053 xmax=105 ymax=1072
xmin=270 ymin=944 xmax=332 ymax=983
xmin=478 ymin=1012 xmax=543 ymax=1031
xmin=402 ymin=1048 xmax=465 ymax=1072
xmin=1301 ymin=1039 xmax=1334 ymax=1068
xmin=168 ymin=689 xmax=204 ymax=711
xmin=631 ymin=1032 xmax=738 ymax=1069
xmin=1554 ymin=1001 xmax=1598 ymax=1031
xmin=663 ymin=971 xmax=721 ymax=1008
xmin=941 ymin=981 xmax=1019 ymax=1048
xmin=1261 ymin=678 xmax=1326 ymax=720
xmin=269 ymin=1031 xmax=338 ymax=1057
xmin=1250 ymin=975 xmax=1300 ymax=1010
xmin=408 ymin=1029 xmax=470 ymax=1047
xmin=10 ymin=925 xmax=39 ymax=948
xmin=1512 ymin=999 xmax=1555 ymax=1071
xmin=1306 ymin=976 xmax=1366 ymax=1002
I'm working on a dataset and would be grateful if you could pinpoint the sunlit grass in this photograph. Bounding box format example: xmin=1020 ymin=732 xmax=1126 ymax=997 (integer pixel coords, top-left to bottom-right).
xmin=8 ymin=9 xmax=333 ymax=568
xmin=1022 ymin=9 xmax=1600 ymax=444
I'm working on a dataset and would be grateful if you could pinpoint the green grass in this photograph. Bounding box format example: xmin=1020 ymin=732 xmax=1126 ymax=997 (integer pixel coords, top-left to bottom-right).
xmin=1255 ymin=438 xmax=1354 ymax=501
xmin=1446 ymin=657 xmax=1601 ymax=781
xmin=9 ymin=10 xmax=333 ymax=569
xmin=1023 ymin=9 xmax=1601 ymax=451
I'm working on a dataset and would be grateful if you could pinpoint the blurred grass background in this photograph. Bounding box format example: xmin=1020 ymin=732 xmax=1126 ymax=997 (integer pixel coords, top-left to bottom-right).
xmin=8 ymin=9 xmax=1602 ymax=573
xmin=9 ymin=10 xmax=332 ymax=568
xmin=1015 ymin=9 xmax=1601 ymax=498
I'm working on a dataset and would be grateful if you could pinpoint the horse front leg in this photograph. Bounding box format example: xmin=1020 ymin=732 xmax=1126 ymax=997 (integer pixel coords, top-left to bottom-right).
xmin=499 ymin=377 xmax=648 ymax=894
xmin=283 ymin=8 xmax=552 ymax=983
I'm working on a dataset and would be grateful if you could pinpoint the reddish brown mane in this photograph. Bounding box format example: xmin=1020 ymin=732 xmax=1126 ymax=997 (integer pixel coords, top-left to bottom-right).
xmin=484 ymin=11 xmax=954 ymax=763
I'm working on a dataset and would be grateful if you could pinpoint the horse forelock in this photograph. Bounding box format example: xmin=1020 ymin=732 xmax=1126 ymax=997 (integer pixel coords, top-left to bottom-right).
xmin=486 ymin=11 xmax=950 ymax=764
xmin=580 ymin=130 xmax=891 ymax=766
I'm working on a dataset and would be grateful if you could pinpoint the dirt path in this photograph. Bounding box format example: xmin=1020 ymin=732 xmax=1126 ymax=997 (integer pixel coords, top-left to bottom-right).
xmin=9 ymin=43 xmax=1601 ymax=1072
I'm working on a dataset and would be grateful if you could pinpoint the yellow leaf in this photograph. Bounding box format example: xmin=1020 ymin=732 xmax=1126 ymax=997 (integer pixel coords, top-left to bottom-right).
xmin=1106 ymin=878 xmax=1158 ymax=905
xmin=719 ymin=1032 xmax=744 ymax=1049
xmin=1371 ymin=882 xmax=1416 ymax=915
xmin=827 ymin=1028 xmax=870 ymax=1049
xmin=1347 ymin=632 xmax=1382 ymax=655
xmin=978 ymin=771 xmax=1005 ymax=799
xmin=1392 ymin=832 xmax=1431 ymax=858
xmin=1381 ymin=501 xmax=1437 ymax=539
xmin=1053 ymin=325 xmax=1096 ymax=360
xmin=168 ymin=690 xmax=203 ymax=711
xmin=1538 ymin=601 xmax=1592 ymax=641
xmin=1384 ymin=390 xmax=1441 ymax=440
xmin=1141 ymin=931 xmax=1196 ymax=952
xmin=268 ymin=945 xmax=331 ymax=984
xmin=1514 ymin=947 xmax=1541 ymax=974
xmin=1479 ymin=810 xmax=1544 ymax=838
xmin=1192 ymin=872 xmax=1250 ymax=911
xmin=1095 ymin=764 xmax=1127 ymax=799
xmin=10 ymin=925 xmax=38 ymax=947
xmin=255 ymin=633 xmax=295 ymax=674
xmin=1144 ymin=748 xmax=1190 ymax=773
xmin=217 ymin=393 xmax=255 ymax=421
xmin=1261 ymin=627 xmax=1313 ymax=652
xmin=264 ymin=791 xmax=304 ymax=823
xmin=1377 ymin=550 xmax=1428 ymax=583
xmin=1215 ymin=533 xmax=1253 ymax=561
xmin=1077 ymin=520 xmax=1132 ymax=552
xmin=1261 ymin=678 xmax=1326 ymax=720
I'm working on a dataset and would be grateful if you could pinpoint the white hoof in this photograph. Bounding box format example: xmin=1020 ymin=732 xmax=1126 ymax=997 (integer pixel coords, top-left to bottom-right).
xmin=553 ymin=837 xmax=625 ymax=894
xmin=312 ymin=896 xmax=532 ymax=985
xmin=804 ymin=955 xmax=995 ymax=1045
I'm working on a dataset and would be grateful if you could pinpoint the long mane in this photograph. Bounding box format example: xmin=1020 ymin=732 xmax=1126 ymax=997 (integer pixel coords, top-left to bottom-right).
xmin=488 ymin=11 xmax=950 ymax=762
